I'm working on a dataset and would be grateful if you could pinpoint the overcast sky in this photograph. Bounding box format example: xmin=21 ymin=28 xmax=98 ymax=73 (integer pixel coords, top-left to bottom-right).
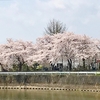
xmin=0 ymin=0 xmax=100 ymax=43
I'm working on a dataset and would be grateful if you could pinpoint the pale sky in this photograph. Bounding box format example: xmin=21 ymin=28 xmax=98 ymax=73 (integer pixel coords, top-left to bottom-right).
xmin=0 ymin=0 xmax=100 ymax=43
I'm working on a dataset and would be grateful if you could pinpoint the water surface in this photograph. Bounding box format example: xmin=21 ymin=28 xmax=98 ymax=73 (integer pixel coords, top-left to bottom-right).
xmin=0 ymin=90 xmax=100 ymax=100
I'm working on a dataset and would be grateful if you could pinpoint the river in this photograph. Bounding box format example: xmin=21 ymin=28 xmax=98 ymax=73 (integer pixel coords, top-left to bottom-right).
xmin=0 ymin=90 xmax=100 ymax=100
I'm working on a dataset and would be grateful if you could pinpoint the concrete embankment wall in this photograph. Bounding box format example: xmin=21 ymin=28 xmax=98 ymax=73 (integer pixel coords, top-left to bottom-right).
xmin=0 ymin=74 xmax=100 ymax=87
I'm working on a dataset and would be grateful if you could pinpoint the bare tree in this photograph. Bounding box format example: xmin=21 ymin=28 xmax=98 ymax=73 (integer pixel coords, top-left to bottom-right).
xmin=44 ymin=19 xmax=66 ymax=35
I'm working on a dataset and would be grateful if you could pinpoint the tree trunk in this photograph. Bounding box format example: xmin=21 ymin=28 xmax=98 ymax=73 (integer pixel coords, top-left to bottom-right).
xmin=68 ymin=59 xmax=72 ymax=71
xmin=82 ymin=58 xmax=85 ymax=70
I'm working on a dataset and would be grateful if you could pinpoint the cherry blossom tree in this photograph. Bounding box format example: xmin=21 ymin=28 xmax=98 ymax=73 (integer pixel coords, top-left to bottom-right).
xmin=0 ymin=33 xmax=100 ymax=71
xmin=0 ymin=39 xmax=35 ymax=71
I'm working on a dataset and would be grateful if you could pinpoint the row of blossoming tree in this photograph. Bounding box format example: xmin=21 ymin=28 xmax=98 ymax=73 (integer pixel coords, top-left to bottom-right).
xmin=0 ymin=32 xmax=100 ymax=71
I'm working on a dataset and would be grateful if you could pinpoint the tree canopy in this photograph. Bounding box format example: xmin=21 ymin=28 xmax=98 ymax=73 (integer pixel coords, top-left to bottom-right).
xmin=44 ymin=19 xmax=66 ymax=35
xmin=0 ymin=33 xmax=100 ymax=71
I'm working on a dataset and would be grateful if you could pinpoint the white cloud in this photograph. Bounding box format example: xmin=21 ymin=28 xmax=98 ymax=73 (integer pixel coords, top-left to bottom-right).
xmin=0 ymin=0 xmax=100 ymax=43
xmin=49 ymin=0 xmax=66 ymax=9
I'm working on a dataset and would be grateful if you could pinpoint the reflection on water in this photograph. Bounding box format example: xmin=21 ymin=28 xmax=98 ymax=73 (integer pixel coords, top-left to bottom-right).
xmin=0 ymin=90 xmax=100 ymax=100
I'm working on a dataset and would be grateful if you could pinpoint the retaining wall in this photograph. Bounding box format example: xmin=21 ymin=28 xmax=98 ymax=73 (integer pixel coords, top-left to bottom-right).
xmin=0 ymin=74 xmax=100 ymax=86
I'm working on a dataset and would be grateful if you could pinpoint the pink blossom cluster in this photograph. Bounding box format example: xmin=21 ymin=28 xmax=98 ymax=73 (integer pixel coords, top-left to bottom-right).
xmin=0 ymin=32 xmax=100 ymax=70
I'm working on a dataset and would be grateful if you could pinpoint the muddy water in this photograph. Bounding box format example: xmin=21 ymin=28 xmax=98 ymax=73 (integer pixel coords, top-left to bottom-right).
xmin=0 ymin=90 xmax=100 ymax=100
